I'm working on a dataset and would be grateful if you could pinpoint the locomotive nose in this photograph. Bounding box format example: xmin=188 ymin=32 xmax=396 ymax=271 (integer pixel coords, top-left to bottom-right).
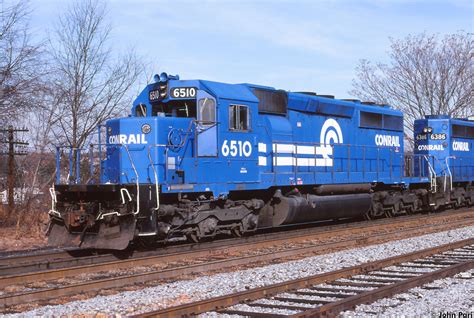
xmin=104 ymin=117 xmax=158 ymax=184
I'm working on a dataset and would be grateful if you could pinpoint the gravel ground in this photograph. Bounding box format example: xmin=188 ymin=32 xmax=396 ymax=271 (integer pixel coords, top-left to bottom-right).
xmin=3 ymin=225 xmax=473 ymax=317
xmin=341 ymin=269 xmax=474 ymax=317
xmin=203 ymin=270 xmax=474 ymax=318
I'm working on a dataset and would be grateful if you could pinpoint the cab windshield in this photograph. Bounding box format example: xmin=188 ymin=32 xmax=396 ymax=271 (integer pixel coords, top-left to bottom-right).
xmin=152 ymin=100 xmax=197 ymax=118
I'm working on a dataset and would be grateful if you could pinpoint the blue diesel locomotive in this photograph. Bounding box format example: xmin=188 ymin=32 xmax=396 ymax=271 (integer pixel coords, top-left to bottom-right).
xmin=47 ymin=73 xmax=474 ymax=250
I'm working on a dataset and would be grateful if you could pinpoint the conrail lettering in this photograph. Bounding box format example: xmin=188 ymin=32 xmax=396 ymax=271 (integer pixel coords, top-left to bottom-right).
xmin=375 ymin=134 xmax=401 ymax=147
xmin=108 ymin=134 xmax=148 ymax=145
xmin=453 ymin=141 xmax=469 ymax=152
xmin=417 ymin=144 xmax=444 ymax=151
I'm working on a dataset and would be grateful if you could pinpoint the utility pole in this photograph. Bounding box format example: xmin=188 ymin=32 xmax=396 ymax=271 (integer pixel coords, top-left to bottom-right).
xmin=0 ymin=126 xmax=28 ymax=216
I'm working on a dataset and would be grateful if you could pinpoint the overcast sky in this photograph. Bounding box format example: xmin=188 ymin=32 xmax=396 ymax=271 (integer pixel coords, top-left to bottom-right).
xmin=29 ymin=0 xmax=472 ymax=99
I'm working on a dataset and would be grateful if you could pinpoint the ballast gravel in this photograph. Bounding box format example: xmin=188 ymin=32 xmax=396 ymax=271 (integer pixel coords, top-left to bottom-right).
xmin=341 ymin=269 xmax=474 ymax=317
xmin=3 ymin=225 xmax=473 ymax=317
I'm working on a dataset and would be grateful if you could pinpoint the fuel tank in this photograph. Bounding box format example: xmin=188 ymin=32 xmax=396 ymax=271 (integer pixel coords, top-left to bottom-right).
xmin=314 ymin=183 xmax=372 ymax=195
xmin=259 ymin=191 xmax=372 ymax=227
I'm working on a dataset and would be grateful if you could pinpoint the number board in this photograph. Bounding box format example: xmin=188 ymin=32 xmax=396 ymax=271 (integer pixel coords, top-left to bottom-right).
xmin=416 ymin=134 xmax=427 ymax=141
xmin=416 ymin=133 xmax=447 ymax=141
xmin=171 ymin=87 xmax=197 ymax=99
xmin=149 ymin=89 xmax=161 ymax=102
xmin=430 ymin=133 xmax=446 ymax=140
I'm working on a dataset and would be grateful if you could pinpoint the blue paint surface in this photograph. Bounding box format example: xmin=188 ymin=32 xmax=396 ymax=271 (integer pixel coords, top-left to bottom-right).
xmin=57 ymin=76 xmax=474 ymax=196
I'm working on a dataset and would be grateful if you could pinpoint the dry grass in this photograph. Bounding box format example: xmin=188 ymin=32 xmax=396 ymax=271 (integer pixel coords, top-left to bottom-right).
xmin=0 ymin=202 xmax=49 ymax=251
xmin=0 ymin=189 xmax=51 ymax=251
xmin=0 ymin=225 xmax=47 ymax=251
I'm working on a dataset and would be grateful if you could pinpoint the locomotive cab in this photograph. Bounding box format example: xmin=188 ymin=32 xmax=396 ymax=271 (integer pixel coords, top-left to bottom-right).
xmin=47 ymin=73 xmax=226 ymax=249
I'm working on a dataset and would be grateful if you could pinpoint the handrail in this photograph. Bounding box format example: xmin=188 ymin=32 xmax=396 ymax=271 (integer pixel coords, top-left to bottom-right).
xmin=444 ymin=156 xmax=456 ymax=192
xmin=195 ymin=121 xmax=218 ymax=132
xmin=431 ymin=155 xmax=449 ymax=192
xmin=120 ymin=188 xmax=132 ymax=204
xmin=423 ymin=155 xmax=437 ymax=193
xmin=122 ymin=144 xmax=140 ymax=215
xmin=178 ymin=119 xmax=196 ymax=161
xmin=147 ymin=143 xmax=170 ymax=211
xmin=48 ymin=185 xmax=60 ymax=217
xmin=270 ymin=139 xmax=399 ymax=150
xmin=268 ymin=141 xmax=404 ymax=179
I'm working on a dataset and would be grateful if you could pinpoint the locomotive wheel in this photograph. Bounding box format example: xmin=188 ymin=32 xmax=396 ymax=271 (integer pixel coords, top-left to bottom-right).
xmin=384 ymin=207 xmax=394 ymax=218
xmin=137 ymin=237 xmax=157 ymax=250
xmin=186 ymin=232 xmax=200 ymax=243
xmin=453 ymin=197 xmax=462 ymax=209
xmin=367 ymin=208 xmax=379 ymax=219
xmin=406 ymin=203 xmax=414 ymax=214
xmin=404 ymin=205 xmax=411 ymax=215
xmin=231 ymin=226 xmax=243 ymax=237
xmin=394 ymin=202 xmax=403 ymax=215
xmin=369 ymin=202 xmax=385 ymax=219
xmin=413 ymin=199 xmax=421 ymax=213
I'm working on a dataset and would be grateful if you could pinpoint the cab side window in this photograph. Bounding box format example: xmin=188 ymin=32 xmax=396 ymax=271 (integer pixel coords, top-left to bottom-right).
xmin=135 ymin=104 xmax=147 ymax=117
xmin=229 ymin=105 xmax=250 ymax=131
xmin=198 ymin=98 xmax=216 ymax=125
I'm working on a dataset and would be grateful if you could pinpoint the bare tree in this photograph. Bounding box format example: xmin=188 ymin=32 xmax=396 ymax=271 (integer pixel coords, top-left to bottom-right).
xmin=49 ymin=0 xmax=142 ymax=153
xmin=13 ymin=103 xmax=56 ymax=234
xmin=351 ymin=32 xmax=473 ymax=133
xmin=0 ymin=0 xmax=46 ymax=127
xmin=0 ymin=0 xmax=51 ymax=227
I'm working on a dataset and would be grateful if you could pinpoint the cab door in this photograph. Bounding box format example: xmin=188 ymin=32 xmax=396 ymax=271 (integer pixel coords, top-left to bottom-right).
xmin=196 ymin=90 xmax=217 ymax=157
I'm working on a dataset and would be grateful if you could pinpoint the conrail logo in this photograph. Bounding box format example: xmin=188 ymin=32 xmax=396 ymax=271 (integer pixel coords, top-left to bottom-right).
xmin=319 ymin=118 xmax=343 ymax=162
xmin=108 ymin=134 xmax=148 ymax=145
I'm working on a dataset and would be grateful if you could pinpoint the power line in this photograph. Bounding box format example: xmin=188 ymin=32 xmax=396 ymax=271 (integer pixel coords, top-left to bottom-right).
xmin=0 ymin=126 xmax=28 ymax=215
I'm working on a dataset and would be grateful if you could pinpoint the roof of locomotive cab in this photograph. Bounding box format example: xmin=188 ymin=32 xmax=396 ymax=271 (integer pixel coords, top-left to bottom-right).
xmin=451 ymin=117 xmax=474 ymax=127
xmin=132 ymin=79 xmax=261 ymax=110
xmin=416 ymin=115 xmax=474 ymax=127
xmin=132 ymin=77 xmax=403 ymax=118
xmin=200 ymin=80 xmax=259 ymax=103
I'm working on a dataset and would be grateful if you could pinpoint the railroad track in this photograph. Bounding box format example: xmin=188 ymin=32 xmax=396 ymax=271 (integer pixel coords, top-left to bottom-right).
xmin=132 ymin=238 xmax=474 ymax=318
xmin=0 ymin=212 xmax=473 ymax=311
xmin=1 ymin=208 xmax=473 ymax=275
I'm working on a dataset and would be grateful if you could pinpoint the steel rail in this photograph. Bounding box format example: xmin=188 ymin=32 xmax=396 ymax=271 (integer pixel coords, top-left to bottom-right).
xmin=0 ymin=249 xmax=80 ymax=268
xmin=0 ymin=220 xmax=472 ymax=309
xmin=1 ymin=208 xmax=473 ymax=275
xmin=1 ymin=215 xmax=472 ymax=287
xmin=291 ymin=261 xmax=473 ymax=317
xmin=131 ymin=238 xmax=474 ymax=318
xmin=2 ymin=207 xmax=472 ymax=269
